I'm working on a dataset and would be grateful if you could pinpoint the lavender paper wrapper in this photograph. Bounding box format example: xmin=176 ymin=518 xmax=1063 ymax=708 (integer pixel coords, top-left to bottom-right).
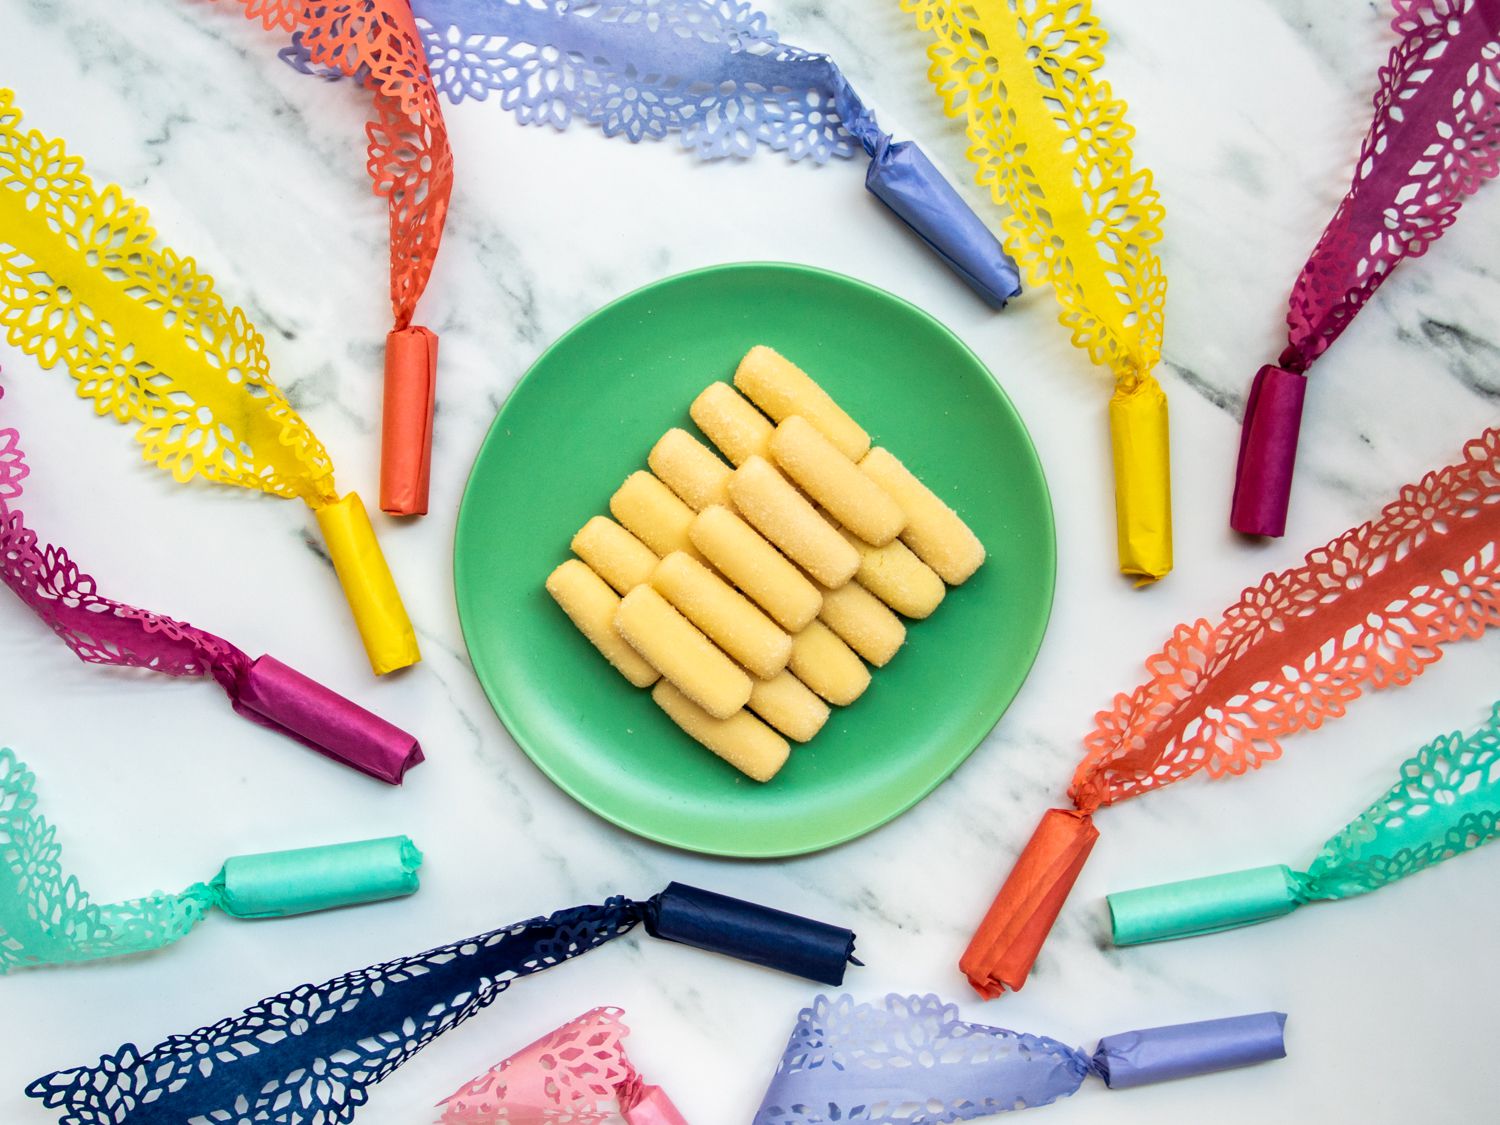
xmin=1092 ymin=1011 xmax=1288 ymax=1090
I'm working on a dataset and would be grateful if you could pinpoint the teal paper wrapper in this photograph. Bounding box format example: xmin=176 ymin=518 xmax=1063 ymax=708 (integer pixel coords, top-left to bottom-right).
xmin=212 ymin=836 xmax=423 ymax=919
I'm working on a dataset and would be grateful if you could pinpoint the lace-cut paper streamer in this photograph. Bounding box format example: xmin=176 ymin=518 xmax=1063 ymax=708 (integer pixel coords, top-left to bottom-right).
xmin=754 ymin=994 xmax=1287 ymax=1122
xmin=225 ymin=0 xmax=454 ymax=517
xmin=1232 ymin=0 xmax=1500 ymax=537
xmin=961 ymin=425 xmax=1500 ymax=997
xmin=0 ymin=746 xmax=421 ymax=971
xmin=0 ymin=404 xmax=422 ymax=782
xmin=288 ymin=0 xmax=1021 ymax=307
xmin=1110 ymin=700 xmax=1500 ymax=945
xmin=436 ymin=1007 xmax=687 ymax=1125
xmin=904 ymin=0 xmax=1172 ymax=582
xmin=0 ymin=89 xmax=419 ymax=674
xmin=28 ymin=881 xmax=856 ymax=1124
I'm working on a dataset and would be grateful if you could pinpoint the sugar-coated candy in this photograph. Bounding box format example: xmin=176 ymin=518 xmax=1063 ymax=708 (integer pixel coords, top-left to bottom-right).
xmin=610 ymin=471 xmax=699 ymax=559
xmin=652 ymin=681 xmax=790 ymax=782
xmin=652 ymin=551 xmax=792 ymax=680
xmin=842 ymin=529 xmax=946 ymax=619
xmin=615 ymin=586 xmax=752 ymax=719
xmin=690 ymin=381 xmax=774 ymax=467
xmin=730 ymin=457 xmax=859 ymax=588
xmin=545 ymin=561 xmax=660 ymax=688
xmin=690 ymin=505 xmax=823 ymax=633
xmin=570 ymin=515 xmax=659 ymax=594
xmin=816 ymin=579 xmax=906 ymax=667
xmin=789 ymin=620 xmax=871 ymax=707
xmin=748 ymin=670 xmax=831 ymax=743
xmin=734 ymin=345 xmax=870 ymax=461
xmin=860 ymin=447 xmax=986 ymax=584
xmin=771 ymin=416 xmax=905 ymax=546
xmin=649 ymin=427 xmax=733 ymax=511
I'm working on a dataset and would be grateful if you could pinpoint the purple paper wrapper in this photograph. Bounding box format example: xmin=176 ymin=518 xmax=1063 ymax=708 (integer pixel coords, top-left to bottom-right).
xmin=1092 ymin=1011 xmax=1288 ymax=1090
xmin=1230 ymin=365 xmax=1307 ymax=536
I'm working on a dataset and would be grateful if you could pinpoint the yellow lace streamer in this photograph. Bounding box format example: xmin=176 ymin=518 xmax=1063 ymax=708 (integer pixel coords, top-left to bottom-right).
xmin=903 ymin=0 xmax=1173 ymax=582
xmin=0 ymin=89 xmax=418 ymax=673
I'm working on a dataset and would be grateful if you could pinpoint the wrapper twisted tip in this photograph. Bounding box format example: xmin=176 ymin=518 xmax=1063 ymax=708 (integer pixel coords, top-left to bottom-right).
xmin=382 ymin=325 xmax=439 ymax=517
xmin=315 ymin=492 xmax=422 ymax=674
xmin=1110 ymin=373 xmax=1172 ymax=582
xmin=960 ymin=809 xmax=1097 ymax=997
xmin=1230 ymin=364 xmax=1306 ymax=537
xmin=1108 ymin=865 xmax=1303 ymax=946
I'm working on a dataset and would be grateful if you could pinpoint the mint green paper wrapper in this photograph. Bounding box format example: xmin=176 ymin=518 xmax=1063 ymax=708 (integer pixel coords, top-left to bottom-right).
xmin=213 ymin=836 xmax=423 ymax=919
xmin=1108 ymin=702 xmax=1500 ymax=946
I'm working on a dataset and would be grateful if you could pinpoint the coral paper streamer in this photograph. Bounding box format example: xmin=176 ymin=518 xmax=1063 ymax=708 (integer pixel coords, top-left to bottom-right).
xmin=904 ymin=0 xmax=1172 ymax=582
xmin=1230 ymin=0 xmax=1500 ymax=535
xmin=961 ymin=426 xmax=1500 ymax=996
xmin=222 ymin=0 xmax=453 ymax=516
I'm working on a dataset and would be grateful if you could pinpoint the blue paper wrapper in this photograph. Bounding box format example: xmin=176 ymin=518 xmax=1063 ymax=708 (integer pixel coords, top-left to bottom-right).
xmin=1093 ymin=1011 xmax=1288 ymax=1090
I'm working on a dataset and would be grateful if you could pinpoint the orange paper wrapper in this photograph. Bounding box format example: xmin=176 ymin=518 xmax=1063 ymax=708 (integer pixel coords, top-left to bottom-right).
xmin=381 ymin=326 xmax=438 ymax=516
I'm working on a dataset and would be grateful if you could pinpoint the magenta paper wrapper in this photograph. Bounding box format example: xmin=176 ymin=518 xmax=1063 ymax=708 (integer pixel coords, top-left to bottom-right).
xmin=1230 ymin=0 xmax=1500 ymax=536
xmin=0 ymin=403 xmax=421 ymax=784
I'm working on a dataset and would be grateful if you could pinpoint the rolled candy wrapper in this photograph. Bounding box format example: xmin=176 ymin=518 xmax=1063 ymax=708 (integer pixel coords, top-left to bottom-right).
xmin=1110 ymin=699 xmax=1500 ymax=946
xmin=382 ymin=326 xmax=439 ymax=517
xmin=434 ymin=1007 xmax=687 ymax=1125
xmin=754 ymin=994 xmax=1286 ymax=1122
xmin=0 ymin=90 xmax=419 ymax=674
xmin=0 ymin=746 xmax=420 ymax=972
xmin=0 ymin=417 xmax=420 ymax=784
xmin=293 ymin=0 xmax=1022 ymax=306
xmin=959 ymin=425 xmax=1500 ymax=996
xmin=29 ymin=883 xmax=857 ymax=1121
xmin=1229 ymin=0 xmax=1500 ymax=536
xmin=905 ymin=0 xmax=1173 ymax=582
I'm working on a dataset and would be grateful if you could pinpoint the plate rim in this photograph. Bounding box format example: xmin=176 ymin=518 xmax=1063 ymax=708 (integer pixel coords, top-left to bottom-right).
xmin=453 ymin=260 xmax=1057 ymax=858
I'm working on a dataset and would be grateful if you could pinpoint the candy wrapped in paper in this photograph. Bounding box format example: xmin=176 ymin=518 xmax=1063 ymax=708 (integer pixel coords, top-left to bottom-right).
xmin=0 ymin=402 xmax=422 ymax=782
xmin=220 ymin=0 xmax=454 ymax=517
xmin=0 ymin=89 xmax=419 ymax=674
xmin=0 ymin=746 xmax=420 ymax=971
xmin=28 ymin=881 xmax=855 ymax=1123
xmin=904 ymin=0 xmax=1172 ymax=582
xmin=1110 ymin=701 xmax=1500 ymax=945
xmin=436 ymin=1007 xmax=687 ymax=1125
xmin=754 ymin=994 xmax=1287 ymax=1121
xmin=1232 ymin=0 xmax=1500 ymax=536
xmin=283 ymin=0 xmax=1022 ymax=308
xmin=960 ymin=426 xmax=1500 ymax=997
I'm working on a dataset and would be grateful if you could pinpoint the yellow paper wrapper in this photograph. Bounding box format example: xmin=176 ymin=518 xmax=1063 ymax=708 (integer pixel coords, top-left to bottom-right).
xmin=316 ymin=494 xmax=421 ymax=675
xmin=1109 ymin=375 xmax=1172 ymax=582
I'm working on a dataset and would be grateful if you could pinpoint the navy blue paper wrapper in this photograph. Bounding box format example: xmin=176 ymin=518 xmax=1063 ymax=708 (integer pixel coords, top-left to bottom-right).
xmin=646 ymin=881 xmax=859 ymax=986
xmin=1093 ymin=1011 xmax=1288 ymax=1089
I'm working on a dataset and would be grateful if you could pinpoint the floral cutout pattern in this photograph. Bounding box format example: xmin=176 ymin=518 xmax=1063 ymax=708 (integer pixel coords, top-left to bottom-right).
xmin=0 ymin=89 xmax=337 ymax=505
xmin=1076 ymin=427 xmax=1500 ymax=811
xmin=1283 ymin=0 xmax=1500 ymax=372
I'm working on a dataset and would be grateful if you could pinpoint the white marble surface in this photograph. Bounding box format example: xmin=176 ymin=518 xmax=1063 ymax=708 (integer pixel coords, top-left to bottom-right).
xmin=3 ymin=1 xmax=1499 ymax=1121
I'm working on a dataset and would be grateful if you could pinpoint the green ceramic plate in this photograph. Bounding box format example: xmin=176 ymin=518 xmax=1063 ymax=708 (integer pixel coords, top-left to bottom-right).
xmin=454 ymin=263 xmax=1054 ymax=857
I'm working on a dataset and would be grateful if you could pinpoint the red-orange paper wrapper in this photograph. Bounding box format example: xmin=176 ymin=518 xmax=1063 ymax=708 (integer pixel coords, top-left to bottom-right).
xmin=382 ymin=326 xmax=438 ymax=515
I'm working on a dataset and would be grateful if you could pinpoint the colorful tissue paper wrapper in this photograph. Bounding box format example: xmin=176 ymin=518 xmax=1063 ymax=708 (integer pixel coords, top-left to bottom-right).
xmin=1110 ymin=699 xmax=1500 ymax=945
xmin=1230 ymin=0 xmax=1500 ymax=536
xmin=29 ymin=882 xmax=855 ymax=1123
xmin=0 ymin=88 xmax=419 ymax=673
xmin=226 ymin=0 xmax=453 ymax=517
xmin=287 ymin=0 xmax=1020 ymax=307
xmin=905 ymin=0 xmax=1172 ymax=581
xmin=0 ymin=411 xmax=421 ymax=783
xmin=754 ymin=994 xmax=1286 ymax=1122
xmin=0 ymin=746 xmax=419 ymax=971
xmin=435 ymin=1007 xmax=687 ymax=1124
xmin=961 ymin=425 xmax=1500 ymax=997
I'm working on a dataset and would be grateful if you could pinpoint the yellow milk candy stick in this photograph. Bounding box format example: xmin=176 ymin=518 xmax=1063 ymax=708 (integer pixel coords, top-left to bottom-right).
xmin=748 ymin=670 xmax=830 ymax=743
xmin=571 ymin=515 xmax=659 ymax=594
xmin=648 ymin=427 xmax=733 ymax=511
xmin=652 ymin=681 xmax=790 ymax=782
xmin=615 ymin=586 xmax=751 ymax=720
xmin=729 ymin=456 xmax=860 ymax=588
xmin=651 ymin=551 xmax=792 ymax=680
xmin=545 ymin=561 xmax=660 ymax=689
xmin=859 ymin=447 xmax=986 ymax=584
xmin=690 ymin=381 xmax=773 ymax=467
xmin=842 ymin=528 xmax=946 ymax=619
xmin=690 ymin=505 xmax=822 ymax=633
xmin=734 ymin=345 xmax=870 ymax=461
xmin=771 ymin=416 xmax=905 ymax=546
xmin=609 ymin=471 xmax=700 ymax=560
xmin=789 ymin=619 xmax=871 ymax=706
xmin=816 ymin=579 xmax=906 ymax=667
